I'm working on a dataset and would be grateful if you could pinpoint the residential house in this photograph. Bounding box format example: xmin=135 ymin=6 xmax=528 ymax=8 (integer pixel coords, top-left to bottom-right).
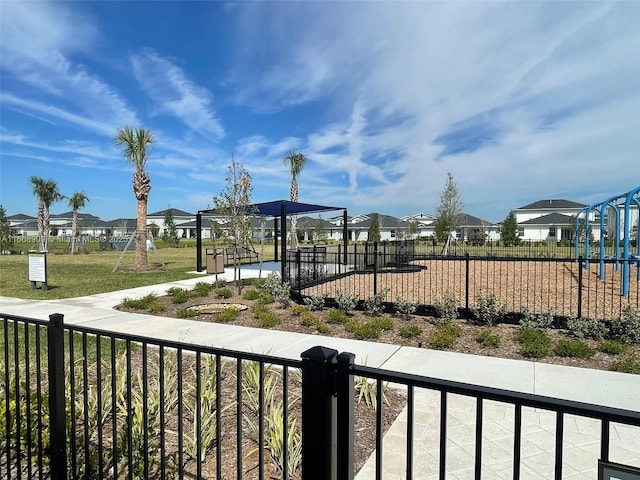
xmin=514 ymin=199 xmax=595 ymax=242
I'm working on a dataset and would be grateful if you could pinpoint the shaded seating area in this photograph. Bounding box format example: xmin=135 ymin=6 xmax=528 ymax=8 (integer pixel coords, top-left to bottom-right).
xmin=195 ymin=200 xmax=348 ymax=281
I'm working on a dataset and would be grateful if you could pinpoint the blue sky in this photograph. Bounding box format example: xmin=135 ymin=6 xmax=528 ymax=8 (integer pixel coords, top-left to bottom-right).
xmin=1 ymin=1 xmax=639 ymax=223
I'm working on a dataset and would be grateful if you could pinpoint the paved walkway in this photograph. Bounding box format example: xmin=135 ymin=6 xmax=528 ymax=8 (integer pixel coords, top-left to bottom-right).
xmin=1 ymin=267 xmax=639 ymax=479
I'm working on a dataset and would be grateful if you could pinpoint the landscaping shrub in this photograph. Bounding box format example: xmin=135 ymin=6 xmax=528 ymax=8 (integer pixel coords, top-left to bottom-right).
xmin=216 ymin=288 xmax=233 ymax=299
xmin=176 ymin=308 xmax=198 ymax=318
xmin=609 ymin=305 xmax=640 ymax=344
xmin=326 ymin=309 xmax=349 ymax=325
xmin=214 ymin=307 xmax=241 ymax=323
xmin=363 ymin=289 xmax=389 ymax=316
xmin=472 ymin=293 xmax=506 ymax=326
xmin=258 ymin=310 xmax=280 ymax=328
xmin=433 ymin=291 xmax=458 ymax=322
xmin=242 ymin=289 xmax=262 ymax=300
xmin=121 ymin=294 xmax=165 ymax=312
xmin=566 ymin=316 xmax=608 ymax=341
xmin=299 ymin=311 xmax=318 ymax=327
xmin=612 ymin=353 xmax=640 ymax=374
xmin=170 ymin=289 xmax=190 ymax=304
xmin=256 ymin=293 xmax=274 ymax=305
xmin=346 ymin=321 xmax=382 ymax=340
xmin=393 ymin=297 xmax=417 ymax=317
xmin=399 ymin=325 xmax=422 ymax=339
xmin=554 ymin=339 xmax=595 ymax=358
xmin=516 ymin=327 xmax=552 ymax=358
xmin=370 ymin=316 xmax=394 ymax=331
xmin=213 ymin=279 xmax=227 ymax=288
xmin=598 ymin=340 xmax=628 ymax=355
xmin=519 ymin=307 xmax=554 ymax=330
xmin=474 ymin=329 xmax=501 ymax=348
xmin=303 ymin=294 xmax=327 ymax=312
xmin=335 ymin=289 xmax=359 ymax=315
xmin=291 ymin=305 xmax=309 ymax=316
xmin=191 ymin=281 xmax=214 ymax=297
xmin=251 ymin=303 xmax=269 ymax=318
xmin=429 ymin=322 xmax=462 ymax=350
xmin=260 ymin=273 xmax=292 ymax=308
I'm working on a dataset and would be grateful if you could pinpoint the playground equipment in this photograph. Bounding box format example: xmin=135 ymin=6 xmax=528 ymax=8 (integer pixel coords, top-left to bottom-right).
xmin=574 ymin=186 xmax=640 ymax=297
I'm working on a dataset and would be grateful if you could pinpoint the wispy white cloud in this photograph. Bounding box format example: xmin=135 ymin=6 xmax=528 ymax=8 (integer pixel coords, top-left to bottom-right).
xmin=0 ymin=1 xmax=138 ymax=134
xmin=229 ymin=2 xmax=640 ymax=218
xmin=131 ymin=49 xmax=224 ymax=140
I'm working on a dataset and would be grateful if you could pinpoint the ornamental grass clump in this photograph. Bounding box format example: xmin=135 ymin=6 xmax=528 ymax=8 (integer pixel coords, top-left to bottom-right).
xmin=242 ymin=289 xmax=262 ymax=300
xmin=516 ymin=327 xmax=552 ymax=358
xmin=121 ymin=293 xmax=165 ymax=312
xmin=214 ymin=307 xmax=241 ymax=323
xmin=191 ymin=281 xmax=214 ymax=297
xmin=399 ymin=325 xmax=422 ymax=339
xmin=326 ymin=308 xmax=349 ymax=325
xmin=474 ymin=329 xmax=501 ymax=348
xmin=613 ymin=353 xmax=640 ymax=374
xmin=554 ymin=339 xmax=595 ymax=358
xmin=598 ymin=340 xmax=628 ymax=355
xmin=216 ymin=287 xmax=233 ymax=299
xmin=429 ymin=322 xmax=462 ymax=350
xmin=169 ymin=288 xmax=190 ymax=304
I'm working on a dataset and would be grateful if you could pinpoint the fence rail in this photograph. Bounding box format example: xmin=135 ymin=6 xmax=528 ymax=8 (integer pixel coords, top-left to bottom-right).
xmin=2 ymin=313 xmax=639 ymax=479
xmin=287 ymin=242 xmax=640 ymax=321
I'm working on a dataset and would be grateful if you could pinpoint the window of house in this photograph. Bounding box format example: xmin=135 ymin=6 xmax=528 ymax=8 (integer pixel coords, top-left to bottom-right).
xmin=549 ymin=226 xmax=556 ymax=237
xmin=390 ymin=230 xmax=396 ymax=238
xmin=517 ymin=228 xmax=524 ymax=237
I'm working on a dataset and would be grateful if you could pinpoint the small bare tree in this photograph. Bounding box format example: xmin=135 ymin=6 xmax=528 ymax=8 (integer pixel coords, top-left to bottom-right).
xmin=213 ymin=156 xmax=254 ymax=291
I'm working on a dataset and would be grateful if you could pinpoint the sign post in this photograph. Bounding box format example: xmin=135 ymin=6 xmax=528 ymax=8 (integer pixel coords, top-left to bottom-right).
xmin=28 ymin=250 xmax=48 ymax=291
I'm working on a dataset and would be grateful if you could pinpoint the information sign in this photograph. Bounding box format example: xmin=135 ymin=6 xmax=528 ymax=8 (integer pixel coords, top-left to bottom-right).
xmin=28 ymin=251 xmax=48 ymax=290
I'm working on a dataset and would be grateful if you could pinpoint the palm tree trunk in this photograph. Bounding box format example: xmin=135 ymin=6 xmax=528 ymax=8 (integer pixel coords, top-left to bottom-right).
xmin=71 ymin=211 xmax=78 ymax=253
xmin=290 ymin=177 xmax=299 ymax=248
xmin=37 ymin=201 xmax=46 ymax=251
xmin=135 ymin=199 xmax=148 ymax=270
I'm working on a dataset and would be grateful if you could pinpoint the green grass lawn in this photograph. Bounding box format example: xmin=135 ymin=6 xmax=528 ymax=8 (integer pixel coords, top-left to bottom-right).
xmin=0 ymin=245 xmax=278 ymax=300
xmin=0 ymin=248 xmax=204 ymax=299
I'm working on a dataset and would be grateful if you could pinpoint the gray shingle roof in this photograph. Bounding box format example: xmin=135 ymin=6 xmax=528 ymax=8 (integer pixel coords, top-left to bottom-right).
xmin=519 ymin=213 xmax=574 ymax=225
xmin=517 ymin=199 xmax=585 ymax=210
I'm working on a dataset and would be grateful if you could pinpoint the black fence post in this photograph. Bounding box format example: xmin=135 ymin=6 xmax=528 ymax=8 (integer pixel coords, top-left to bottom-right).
xmin=296 ymin=249 xmax=302 ymax=292
xmin=48 ymin=313 xmax=67 ymax=479
xmin=373 ymin=242 xmax=378 ymax=295
xmin=301 ymin=346 xmax=338 ymax=480
xmin=465 ymin=253 xmax=470 ymax=314
xmin=578 ymin=256 xmax=583 ymax=319
xmin=336 ymin=352 xmax=355 ymax=480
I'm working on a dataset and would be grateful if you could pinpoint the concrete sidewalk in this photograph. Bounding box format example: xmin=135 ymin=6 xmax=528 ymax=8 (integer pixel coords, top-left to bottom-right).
xmin=1 ymin=268 xmax=639 ymax=479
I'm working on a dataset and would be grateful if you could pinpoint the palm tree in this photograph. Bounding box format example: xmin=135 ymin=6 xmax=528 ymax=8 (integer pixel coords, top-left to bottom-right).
xmin=283 ymin=150 xmax=307 ymax=248
xmin=29 ymin=176 xmax=63 ymax=252
xmin=115 ymin=126 xmax=155 ymax=271
xmin=68 ymin=191 xmax=89 ymax=253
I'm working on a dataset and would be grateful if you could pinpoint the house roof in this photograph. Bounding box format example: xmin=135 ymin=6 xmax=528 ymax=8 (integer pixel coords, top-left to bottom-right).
xmin=51 ymin=211 xmax=102 ymax=220
xmin=148 ymin=208 xmax=194 ymax=217
xmin=350 ymin=213 xmax=408 ymax=229
xmin=517 ymin=199 xmax=586 ymax=210
xmin=8 ymin=213 xmax=35 ymax=221
xmin=456 ymin=213 xmax=495 ymax=227
xmin=519 ymin=213 xmax=574 ymax=226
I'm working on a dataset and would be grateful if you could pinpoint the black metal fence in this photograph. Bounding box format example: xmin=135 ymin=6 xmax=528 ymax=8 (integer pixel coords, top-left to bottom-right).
xmin=287 ymin=242 xmax=640 ymax=321
xmin=3 ymin=313 xmax=640 ymax=479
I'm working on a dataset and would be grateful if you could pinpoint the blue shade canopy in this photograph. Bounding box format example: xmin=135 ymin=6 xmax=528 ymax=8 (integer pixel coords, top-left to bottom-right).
xmin=199 ymin=200 xmax=344 ymax=217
